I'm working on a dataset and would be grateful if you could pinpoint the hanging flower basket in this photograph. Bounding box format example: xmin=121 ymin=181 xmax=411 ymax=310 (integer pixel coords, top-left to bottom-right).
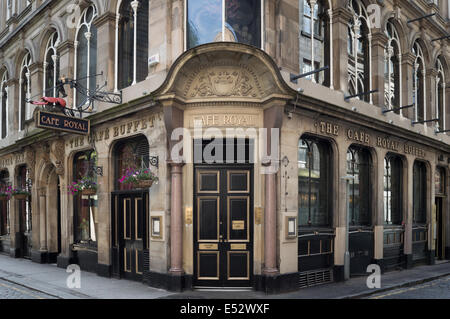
xmin=81 ymin=188 xmax=97 ymax=196
xmin=0 ymin=195 xmax=8 ymax=201
xmin=13 ymin=193 xmax=28 ymax=200
xmin=137 ymin=179 xmax=153 ymax=189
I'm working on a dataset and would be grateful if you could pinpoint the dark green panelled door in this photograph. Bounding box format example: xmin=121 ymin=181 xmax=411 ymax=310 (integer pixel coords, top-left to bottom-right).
xmin=194 ymin=166 xmax=253 ymax=287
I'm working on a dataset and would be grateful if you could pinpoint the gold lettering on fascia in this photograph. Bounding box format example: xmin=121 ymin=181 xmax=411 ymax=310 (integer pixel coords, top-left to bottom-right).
xmin=192 ymin=114 xmax=257 ymax=127
xmin=376 ymin=137 xmax=400 ymax=152
xmin=315 ymin=121 xmax=339 ymax=136
xmin=347 ymin=128 xmax=370 ymax=145
xmin=404 ymin=144 xmax=426 ymax=158
xmin=68 ymin=115 xmax=157 ymax=149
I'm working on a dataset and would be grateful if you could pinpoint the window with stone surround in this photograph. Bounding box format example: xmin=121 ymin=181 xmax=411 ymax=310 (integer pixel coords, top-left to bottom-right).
xmin=186 ymin=0 xmax=262 ymax=49
xmin=347 ymin=146 xmax=371 ymax=226
xmin=43 ymin=31 xmax=60 ymax=98
xmin=436 ymin=57 xmax=445 ymax=131
xmin=412 ymin=41 xmax=426 ymax=123
xmin=17 ymin=165 xmax=32 ymax=235
xmin=0 ymin=69 xmax=8 ymax=139
xmin=73 ymin=150 xmax=98 ymax=243
xmin=413 ymin=161 xmax=427 ymax=224
xmin=347 ymin=0 xmax=371 ymax=102
xmin=75 ymin=5 xmax=98 ymax=109
xmin=19 ymin=51 xmax=32 ymax=131
xmin=298 ymin=136 xmax=332 ymax=227
xmin=116 ymin=0 xmax=149 ymax=91
xmin=384 ymin=155 xmax=403 ymax=225
xmin=0 ymin=170 xmax=10 ymax=236
xmin=384 ymin=20 xmax=401 ymax=113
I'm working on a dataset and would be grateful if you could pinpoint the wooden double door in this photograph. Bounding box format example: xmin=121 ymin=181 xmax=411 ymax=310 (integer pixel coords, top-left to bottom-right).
xmin=112 ymin=191 xmax=148 ymax=281
xmin=194 ymin=166 xmax=253 ymax=287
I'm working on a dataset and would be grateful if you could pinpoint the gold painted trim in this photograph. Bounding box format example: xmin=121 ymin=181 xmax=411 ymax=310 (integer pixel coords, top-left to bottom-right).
xmin=230 ymin=243 xmax=246 ymax=250
xmin=227 ymin=196 xmax=250 ymax=242
xmin=199 ymin=243 xmax=218 ymax=250
xmin=227 ymin=170 xmax=250 ymax=193
xmin=197 ymin=170 xmax=220 ymax=193
xmin=123 ymin=198 xmax=131 ymax=240
xmin=114 ymin=196 xmax=118 ymax=247
xmin=227 ymin=251 xmax=250 ymax=280
xmin=197 ymin=251 xmax=220 ymax=280
xmin=135 ymin=251 xmax=142 ymax=275
xmin=197 ymin=196 xmax=220 ymax=242
xmin=135 ymin=198 xmax=142 ymax=240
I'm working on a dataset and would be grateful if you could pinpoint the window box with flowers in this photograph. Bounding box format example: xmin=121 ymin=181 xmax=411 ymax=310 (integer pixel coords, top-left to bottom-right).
xmin=0 ymin=186 xmax=11 ymax=201
xmin=68 ymin=176 xmax=98 ymax=196
xmin=11 ymin=188 xmax=30 ymax=200
xmin=119 ymin=167 xmax=158 ymax=189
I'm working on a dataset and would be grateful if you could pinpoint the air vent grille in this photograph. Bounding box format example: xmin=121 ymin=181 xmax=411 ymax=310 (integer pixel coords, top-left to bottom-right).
xmin=298 ymin=269 xmax=333 ymax=288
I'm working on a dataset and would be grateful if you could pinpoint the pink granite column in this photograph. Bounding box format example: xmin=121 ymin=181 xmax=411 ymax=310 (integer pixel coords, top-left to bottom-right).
xmin=263 ymin=163 xmax=279 ymax=275
xmin=169 ymin=162 xmax=184 ymax=275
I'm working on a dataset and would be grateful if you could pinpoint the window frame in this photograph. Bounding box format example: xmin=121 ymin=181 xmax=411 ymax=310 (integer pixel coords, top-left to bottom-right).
xmin=43 ymin=31 xmax=60 ymax=98
xmin=436 ymin=58 xmax=445 ymax=131
xmin=384 ymin=20 xmax=402 ymax=113
xmin=384 ymin=155 xmax=403 ymax=226
xmin=413 ymin=161 xmax=427 ymax=225
xmin=19 ymin=51 xmax=32 ymax=131
xmin=412 ymin=41 xmax=426 ymax=123
xmin=0 ymin=70 xmax=9 ymax=139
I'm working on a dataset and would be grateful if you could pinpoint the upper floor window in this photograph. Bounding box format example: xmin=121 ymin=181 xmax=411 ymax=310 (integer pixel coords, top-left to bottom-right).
xmin=436 ymin=58 xmax=445 ymax=131
xmin=19 ymin=51 xmax=32 ymax=131
xmin=384 ymin=20 xmax=401 ymax=112
xmin=347 ymin=146 xmax=371 ymax=226
xmin=75 ymin=5 xmax=98 ymax=109
xmin=300 ymin=0 xmax=331 ymax=86
xmin=413 ymin=161 xmax=427 ymax=224
xmin=298 ymin=136 xmax=332 ymax=227
xmin=412 ymin=41 xmax=425 ymax=122
xmin=116 ymin=0 xmax=149 ymax=91
xmin=44 ymin=31 xmax=60 ymax=98
xmin=186 ymin=0 xmax=262 ymax=50
xmin=347 ymin=0 xmax=371 ymax=102
xmin=384 ymin=155 xmax=403 ymax=225
xmin=0 ymin=70 xmax=8 ymax=139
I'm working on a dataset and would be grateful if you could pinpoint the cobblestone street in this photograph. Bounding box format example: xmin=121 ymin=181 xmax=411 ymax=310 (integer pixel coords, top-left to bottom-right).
xmin=0 ymin=279 xmax=57 ymax=299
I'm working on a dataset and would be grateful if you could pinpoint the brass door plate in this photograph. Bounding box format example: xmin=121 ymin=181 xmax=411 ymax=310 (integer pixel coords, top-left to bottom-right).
xmin=230 ymin=244 xmax=246 ymax=250
xmin=199 ymin=243 xmax=218 ymax=250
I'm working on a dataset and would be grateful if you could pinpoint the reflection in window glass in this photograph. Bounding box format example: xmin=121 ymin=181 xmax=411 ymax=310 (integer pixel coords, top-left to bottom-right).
xmin=384 ymin=156 xmax=402 ymax=225
xmin=187 ymin=0 xmax=222 ymax=48
xmin=225 ymin=0 xmax=261 ymax=47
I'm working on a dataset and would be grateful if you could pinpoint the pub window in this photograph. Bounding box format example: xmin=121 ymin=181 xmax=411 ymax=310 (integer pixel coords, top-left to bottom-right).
xmin=384 ymin=20 xmax=401 ymax=113
xmin=412 ymin=41 xmax=425 ymax=122
xmin=17 ymin=165 xmax=32 ymax=235
xmin=115 ymin=0 xmax=149 ymax=90
xmin=73 ymin=150 xmax=98 ymax=243
xmin=298 ymin=136 xmax=332 ymax=227
xmin=384 ymin=155 xmax=403 ymax=225
xmin=114 ymin=135 xmax=149 ymax=190
xmin=0 ymin=170 xmax=10 ymax=236
xmin=19 ymin=51 xmax=32 ymax=131
xmin=413 ymin=161 xmax=427 ymax=224
xmin=300 ymin=0 xmax=331 ymax=86
xmin=347 ymin=146 xmax=371 ymax=226
xmin=186 ymin=0 xmax=262 ymax=49
xmin=75 ymin=5 xmax=98 ymax=109
xmin=0 ymin=70 xmax=8 ymax=139
xmin=435 ymin=167 xmax=446 ymax=195
xmin=436 ymin=58 xmax=445 ymax=131
xmin=43 ymin=31 xmax=60 ymax=98
xmin=347 ymin=0 xmax=371 ymax=102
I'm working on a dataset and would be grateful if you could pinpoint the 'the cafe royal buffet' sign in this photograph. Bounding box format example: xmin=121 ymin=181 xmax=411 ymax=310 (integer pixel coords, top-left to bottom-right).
xmin=315 ymin=120 xmax=427 ymax=158
xmin=36 ymin=111 xmax=90 ymax=135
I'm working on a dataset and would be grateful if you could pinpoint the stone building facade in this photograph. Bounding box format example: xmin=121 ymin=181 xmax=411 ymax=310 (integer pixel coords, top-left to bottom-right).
xmin=0 ymin=0 xmax=449 ymax=293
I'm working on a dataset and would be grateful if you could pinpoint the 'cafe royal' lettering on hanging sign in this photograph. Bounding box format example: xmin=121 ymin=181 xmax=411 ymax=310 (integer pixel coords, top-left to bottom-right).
xmin=68 ymin=115 xmax=158 ymax=149
xmin=314 ymin=120 xmax=426 ymax=158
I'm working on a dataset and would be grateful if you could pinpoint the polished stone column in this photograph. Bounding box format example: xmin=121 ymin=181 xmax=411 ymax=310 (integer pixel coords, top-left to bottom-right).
xmin=263 ymin=164 xmax=278 ymax=275
xmin=39 ymin=189 xmax=47 ymax=252
xmin=169 ymin=162 xmax=184 ymax=275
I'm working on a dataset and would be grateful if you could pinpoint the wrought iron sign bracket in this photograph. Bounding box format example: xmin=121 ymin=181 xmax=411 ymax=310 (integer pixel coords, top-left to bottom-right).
xmin=344 ymin=89 xmax=378 ymax=102
xmin=149 ymin=156 xmax=159 ymax=168
xmin=411 ymin=118 xmax=439 ymax=126
xmin=90 ymin=166 xmax=103 ymax=176
xmin=290 ymin=65 xmax=329 ymax=84
xmin=382 ymin=104 xmax=414 ymax=115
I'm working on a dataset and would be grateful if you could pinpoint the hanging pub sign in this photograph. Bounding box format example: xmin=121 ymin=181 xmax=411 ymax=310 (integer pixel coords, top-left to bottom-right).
xmin=36 ymin=111 xmax=90 ymax=135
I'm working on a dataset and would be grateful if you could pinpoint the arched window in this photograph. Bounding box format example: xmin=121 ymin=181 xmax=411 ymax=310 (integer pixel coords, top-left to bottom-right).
xmin=19 ymin=52 xmax=32 ymax=131
xmin=436 ymin=58 xmax=445 ymax=131
xmin=384 ymin=155 xmax=403 ymax=225
xmin=298 ymin=136 xmax=332 ymax=227
xmin=186 ymin=0 xmax=262 ymax=50
xmin=75 ymin=5 xmax=98 ymax=109
xmin=347 ymin=0 xmax=371 ymax=102
xmin=0 ymin=170 xmax=10 ymax=236
xmin=385 ymin=20 xmax=401 ymax=113
xmin=73 ymin=150 xmax=98 ymax=243
xmin=0 ymin=70 xmax=8 ymax=139
xmin=346 ymin=146 xmax=371 ymax=226
xmin=413 ymin=161 xmax=427 ymax=224
xmin=114 ymin=135 xmax=149 ymax=190
xmin=115 ymin=0 xmax=149 ymax=90
xmin=412 ymin=41 xmax=425 ymax=122
xmin=300 ymin=0 xmax=332 ymax=87
xmin=43 ymin=31 xmax=60 ymax=97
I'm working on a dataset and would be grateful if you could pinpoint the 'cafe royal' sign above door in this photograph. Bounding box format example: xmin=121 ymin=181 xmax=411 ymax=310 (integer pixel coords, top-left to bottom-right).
xmin=315 ymin=120 xmax=427 ymax=158
xmin=36 ymin=111 xmax=90 ymax=135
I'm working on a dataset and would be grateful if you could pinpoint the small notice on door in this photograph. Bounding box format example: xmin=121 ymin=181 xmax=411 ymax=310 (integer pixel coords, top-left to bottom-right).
xmin=232 ymin=220 xmax=245 ymax=230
